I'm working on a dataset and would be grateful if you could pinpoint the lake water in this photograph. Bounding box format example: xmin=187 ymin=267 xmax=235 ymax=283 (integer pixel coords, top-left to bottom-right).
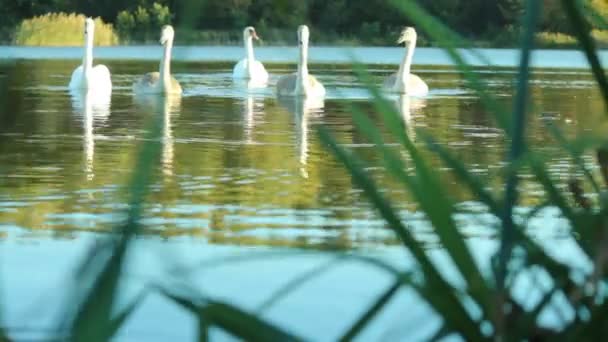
xmin=0 ymin=47 xmax=603 ymax=340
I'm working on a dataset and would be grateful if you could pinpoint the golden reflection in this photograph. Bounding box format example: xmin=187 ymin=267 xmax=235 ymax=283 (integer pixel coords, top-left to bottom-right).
xmin=278 ymin=96 xmax=324 ymax=179
xmin=70 ymin=90 xmax=111 ymax=181
xmin=134 ymin=94 xmax=181 ymax=179
xmin=395 ymin=95 xmax=426 ymax=141
xmin=242 ymin=95 xmax=265 ymax=144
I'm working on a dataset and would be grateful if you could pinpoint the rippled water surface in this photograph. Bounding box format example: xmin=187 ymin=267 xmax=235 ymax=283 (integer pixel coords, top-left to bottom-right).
xmin=0 ymin=48 xmax=605 ymax=248
xmin=0 ymin=47 xmax=605 ymax=340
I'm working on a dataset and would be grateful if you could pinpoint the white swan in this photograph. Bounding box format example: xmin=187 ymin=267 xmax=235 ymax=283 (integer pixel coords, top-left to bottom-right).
xmin=69 ymin=18 xmax=112 ymax=94
xmin=383 ymin=27 xmax=428 ymax=97
xmin=276 ymin=25 xmax=325 ymax=98
xmin=133 ymin=25 xmax=182 ymax=95
xmin=232 ymin=27 xmax=268 ymax=83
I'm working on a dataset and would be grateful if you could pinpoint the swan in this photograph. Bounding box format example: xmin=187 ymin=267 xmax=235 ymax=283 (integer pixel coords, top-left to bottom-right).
xmin=276 ymin=25 xmax=325 ymax=98
xmin=69 ymin=18 xmax=112 ymax=94
xmin=383 ymin=27 xmax=428 ymax=97
xmin=232 ymin=27 xmax=268 ymax=83
xmin=133 ymin=25 xmax=182 ymax=95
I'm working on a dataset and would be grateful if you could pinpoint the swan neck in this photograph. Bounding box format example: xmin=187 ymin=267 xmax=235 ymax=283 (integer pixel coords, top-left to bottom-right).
xmin=296 ymin=42 xmax=309 ymax=94
xmin=397 ymin=40 xmax=415 ymax=91
xmin=159 ymin=40 xmax=172 ymax=91
xmin=82 ymin=34 xmax=93 ymax=86
xmin=245 ymin=37 xmax=255 ymax=76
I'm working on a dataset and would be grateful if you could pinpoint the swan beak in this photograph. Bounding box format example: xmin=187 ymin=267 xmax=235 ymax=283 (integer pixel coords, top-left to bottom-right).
xmin=252 ymin=31 xmax=260 ymax=41
xmin=397 ymin=36 xmax=407 ymax=45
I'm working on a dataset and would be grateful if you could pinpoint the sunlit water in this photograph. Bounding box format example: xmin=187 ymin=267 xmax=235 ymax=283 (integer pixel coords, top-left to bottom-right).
xmin=0 ymin=47 xmax=603 ymax=340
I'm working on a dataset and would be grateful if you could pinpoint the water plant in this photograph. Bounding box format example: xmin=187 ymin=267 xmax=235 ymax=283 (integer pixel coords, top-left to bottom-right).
xmin=4 ymin=0 xmax=608 ymax=340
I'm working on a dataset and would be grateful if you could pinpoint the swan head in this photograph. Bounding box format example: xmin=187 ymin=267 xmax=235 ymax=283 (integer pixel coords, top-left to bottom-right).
xmin=243 ymin=26 xmax=259 ymax=41
xmin=297 ymin=25 xmax=310 ymax=46
xmin=160 ymin=25 xmax=175 ymax=45
xmin=84 ymin=18 xmax=95 ymax=38
xmin=397 ymin=27 xmax=417 ymax=45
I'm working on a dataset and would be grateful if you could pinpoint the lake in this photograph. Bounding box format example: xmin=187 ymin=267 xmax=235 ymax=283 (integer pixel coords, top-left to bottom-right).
xmin=0 ymin=46 xmax=603 ymax=340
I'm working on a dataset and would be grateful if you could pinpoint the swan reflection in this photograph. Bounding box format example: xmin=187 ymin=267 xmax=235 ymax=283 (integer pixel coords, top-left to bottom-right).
xmin=278 ymin=96 xmax=324 ymax=179
xmin=134 ymin=95 xmax=181 ymax=178
xmin=241 ymin=95 xmax=265 ymax=144
xmin=396 ymin=95 xmax=426 ymax=140
xmin=70 ymin=90 xmax=111 ymax=181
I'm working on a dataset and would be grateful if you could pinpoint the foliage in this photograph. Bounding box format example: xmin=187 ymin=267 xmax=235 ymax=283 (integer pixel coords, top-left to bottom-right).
xmin=115 ymin=2 xmax=171 ymax=43
xmin=2 ymin=0 xmax=608 ymax=46
xmin=4 ymin=0 xmax=608 ymax=341
xmin=13 ymin=12 xmax=118 ymax=46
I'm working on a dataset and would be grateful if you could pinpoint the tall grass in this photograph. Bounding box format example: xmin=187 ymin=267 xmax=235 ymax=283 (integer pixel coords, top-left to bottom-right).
xmin=4 ymin=0 xmax=608 ymax=341
xmin=13 ymin=13 xmax=118 ymax=46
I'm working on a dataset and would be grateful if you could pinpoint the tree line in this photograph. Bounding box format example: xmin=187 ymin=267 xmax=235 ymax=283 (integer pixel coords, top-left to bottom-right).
xmin=1 ymin=0 xmax=607 ymax=45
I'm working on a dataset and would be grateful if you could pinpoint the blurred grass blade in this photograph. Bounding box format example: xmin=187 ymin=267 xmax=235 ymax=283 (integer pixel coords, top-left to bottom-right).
xmin=340 ymin=280 xmax=402 ymax=341
xmin=544 ymin=121 xmax=600 ymax=194
xmin=561 ymin=0 xmax=608 ymax=112
xmin=318 ymin=127 xmax=486 ymax=341
xmin=107 ymin=289 xmax=149 ymax=338
xmin=349 ymin=77 xmax=494 ymax=321
xmin=257 ymin=256 xmax=345 ymax=313
xmin=68 ymin=98 xmax=166 ymax=341
xmin=161 ymin=287 xmax=303 ymax=342
xmin=499 ymin=0 xmax=541 ymax=295
xmin=421 ymin=132 xmax=502 ymax=216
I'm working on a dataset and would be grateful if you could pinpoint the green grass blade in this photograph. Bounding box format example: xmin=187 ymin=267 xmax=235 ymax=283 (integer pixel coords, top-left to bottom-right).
xmin=349 ymin=82 xmax=494 ymax=322
xmin=318 ymin=127 xmax=486 ymax=341
xmin=544 ymin=121 xmax=601 ymax=194
xmin=561 ymin=0 xmax=608 ymax=112
xmin=161 ymin=287 xmax=303 ymax=342
xmin=107 ymin=289 xmax=149 ymax=338
xmin=421 ymin=132 xmax=502 ymax=216
xmin=68 ymin=97 xmax=166 ymax=341
xmin=498 ymin=0 xmax=541 ymax=295
xmin=256 ymin=256 xmax=345 ymax=313
xmin=339 ymin=280 xmax=403 ymax=341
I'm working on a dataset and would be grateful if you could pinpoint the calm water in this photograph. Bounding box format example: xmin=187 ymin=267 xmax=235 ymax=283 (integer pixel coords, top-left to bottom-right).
xmin=0 ymin=48 xmax=604 ymax=248
xmin=0 ymin=47 xmax=603 ymax=340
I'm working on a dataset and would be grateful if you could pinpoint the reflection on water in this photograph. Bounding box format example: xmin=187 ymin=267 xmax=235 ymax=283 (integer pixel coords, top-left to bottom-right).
xmin=70 ymin=90 xmax=111 ymax=181
xmin=278 ymin=96 xmax=324 ymax=179
xmin=0 ymin=58 xmax=606 ymax=248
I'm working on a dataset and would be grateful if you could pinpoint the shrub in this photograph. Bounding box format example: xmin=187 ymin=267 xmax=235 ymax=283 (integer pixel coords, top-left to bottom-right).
xmin=115 ymin=2 xmax=172 ymax=43
xmin=13 ymin=13 xmax=118 ymax=46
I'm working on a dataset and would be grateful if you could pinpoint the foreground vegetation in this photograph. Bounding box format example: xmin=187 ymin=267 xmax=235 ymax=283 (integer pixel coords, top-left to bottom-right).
xmin=1 ymin=0 xmax=608 ymax=47
xmin=1 ymin=0 xmax=606 ymax=341
xmin=2 ymin=0 xmax=608 ymax=341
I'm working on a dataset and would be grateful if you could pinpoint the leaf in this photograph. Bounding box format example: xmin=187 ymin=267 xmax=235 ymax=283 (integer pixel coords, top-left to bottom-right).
xmin=161 ymin=287 xmax=303 ymax=342
xmin=318 ymin=126 xmax=487 ymax=341
xmin=340 ymin=279 xmax=403 ymax=341
xmin=561 ymin=0 xmax=608 ymax=112
xmin=68 ymin=97 xmax=167 ymax=341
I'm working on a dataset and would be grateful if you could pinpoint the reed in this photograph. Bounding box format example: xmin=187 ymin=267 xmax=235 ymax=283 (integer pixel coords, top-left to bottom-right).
xmin=4 ymin=0 xmax=608 ymax=340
